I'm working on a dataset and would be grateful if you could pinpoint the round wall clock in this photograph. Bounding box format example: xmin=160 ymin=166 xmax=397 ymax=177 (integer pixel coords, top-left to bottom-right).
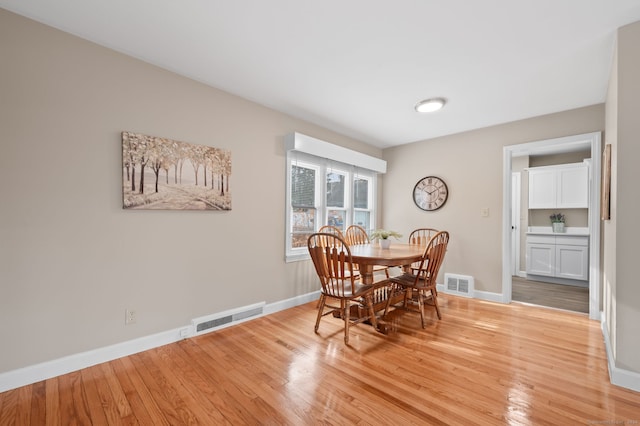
xmin=413 ymin=176 xmax=449 ymax=211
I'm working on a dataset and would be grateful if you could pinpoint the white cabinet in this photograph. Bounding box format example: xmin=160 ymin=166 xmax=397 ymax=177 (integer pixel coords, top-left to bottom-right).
xmin=528 ymin=162 xmax=589 ymax=209
xmin=527 ymin=241 xmax=555 ymax=276
xmin=526 ymin=234 xmax=589 ymax=281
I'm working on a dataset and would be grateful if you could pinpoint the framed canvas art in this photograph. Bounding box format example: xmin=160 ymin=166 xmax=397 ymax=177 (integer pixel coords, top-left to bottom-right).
xmin=122 ymin=131 xmax=231 ymax=210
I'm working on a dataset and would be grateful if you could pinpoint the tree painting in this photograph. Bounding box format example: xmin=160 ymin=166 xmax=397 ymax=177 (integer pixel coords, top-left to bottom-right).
xmin=122 ymin=131 xmax=231 ymax=210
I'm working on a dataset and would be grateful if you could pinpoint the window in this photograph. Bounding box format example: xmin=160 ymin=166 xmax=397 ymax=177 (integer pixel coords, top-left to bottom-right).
xmin=286 ymin=152 xmax=377 ymax=261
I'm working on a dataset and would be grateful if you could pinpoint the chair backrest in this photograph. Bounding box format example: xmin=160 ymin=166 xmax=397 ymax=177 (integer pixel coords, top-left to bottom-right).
xmin=409 ymin=228 xmax=439 ymax=246
xmin=413 ymin=231 xmax=450 ymax=285
xmin=318 ymin=225 xmax=344 ymax=238
xmin=344 ymin=225 xmax=370 ymax=245
xmin=308 ymin=233 xmax=356 ymax=297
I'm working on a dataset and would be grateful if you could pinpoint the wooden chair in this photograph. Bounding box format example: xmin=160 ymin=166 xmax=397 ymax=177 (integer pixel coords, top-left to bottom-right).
xmin=308 ymin=232 xmax=381 ymax=344
xmin=409 ymin=227 xmax=439 ymax=246
xmin=384 ymin=231 xmax=449 ymax=328
xmin=313 ymin=225 xmax=354 ymax=308
xmin=408 ymin=227 xmax=439 ymax=275
xmin=318 ymin=225 xmax=344 ymax=241
xmin=344 ymin=225 xmax=390 ymax=278
xmin=344 ymin=224 xmax=369 ymax=245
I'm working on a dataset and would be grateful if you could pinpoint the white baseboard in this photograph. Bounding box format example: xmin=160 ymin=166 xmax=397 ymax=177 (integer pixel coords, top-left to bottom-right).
xmin=0 ymin=327 xmax=185 ymax=393
xmin=263 ymin=290 xmax=320 ymax=315
xmin=0 ymin=291 xmax=320 ymax=393
xmin=601 ymin=313 xmax=640 ymax=392
xmin=436 ymin=284 xmax=503 ymax=304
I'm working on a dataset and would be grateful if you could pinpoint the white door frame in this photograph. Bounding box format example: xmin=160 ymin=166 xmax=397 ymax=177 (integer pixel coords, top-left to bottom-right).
xmin=502 ymin=132 xmax=601 ymax=320
xmin=511 ymin=172 xmax=521 ymax=276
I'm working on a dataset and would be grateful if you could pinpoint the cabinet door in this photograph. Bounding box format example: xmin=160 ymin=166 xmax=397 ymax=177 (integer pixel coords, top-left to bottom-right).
xmin=528 ymin=169 xmax=556 ymax=209
xmin=557 ymin=165 xmax=589 ymax=208
xmin=526 ymin=243 xmax=555 ymax=276
xmin=556 ymin=244 xmax=589 ymax=280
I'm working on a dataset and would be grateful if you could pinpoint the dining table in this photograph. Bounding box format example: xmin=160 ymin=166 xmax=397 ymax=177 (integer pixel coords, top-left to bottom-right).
xmin=349 ymin=242 xmax=425 ymax=285
xmin=347 ymin=242 xmax=426 ymax=331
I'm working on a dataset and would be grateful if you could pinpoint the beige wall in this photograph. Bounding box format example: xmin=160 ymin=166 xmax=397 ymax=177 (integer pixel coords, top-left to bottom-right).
xmin=0 ymin=9 xmax=382 ymax=373
xmin=607 ymin=21 xmax=640 ymax=372
xmin=382 ymin=105 xmax=604 ymax=294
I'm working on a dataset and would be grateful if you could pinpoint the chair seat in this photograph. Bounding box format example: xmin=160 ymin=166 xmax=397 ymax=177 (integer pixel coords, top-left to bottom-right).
xmin=324 ymin=280 xmax=374 ymax=298
xmin=389 ymin=273 xmax=433 ymax=290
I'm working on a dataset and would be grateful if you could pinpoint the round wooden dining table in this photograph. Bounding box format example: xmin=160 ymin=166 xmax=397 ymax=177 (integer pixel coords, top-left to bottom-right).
xmin=349 ymin=242 xmax=425 ymax=285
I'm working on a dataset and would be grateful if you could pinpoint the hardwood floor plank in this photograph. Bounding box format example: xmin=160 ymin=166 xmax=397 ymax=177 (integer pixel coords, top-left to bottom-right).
xmin=1 ymin=296 xmax=639 ymax=425
xmin=0 ymin=388 xmax=19 ymax=426
xmin=79 ymin=368 xmax=110 ymax=426
xmin=151 ymin=343 xmax=236 ymax=424
xmin=99 ymin=361 xmax=134 ymax=421
xmin=129 ymin=350 xmax=199 ymax=425
xmin=114 ymin=357 xmax=169 ymax=425
xmin=177 ymin=338 xmax=268 ymax=424
xmin=44 ymin=376 xmax=61 ymax=426
xmin=57 ymin=371 xmax=92 ymax=425
xmin=29 ymin=381 xmax=46 ymax=425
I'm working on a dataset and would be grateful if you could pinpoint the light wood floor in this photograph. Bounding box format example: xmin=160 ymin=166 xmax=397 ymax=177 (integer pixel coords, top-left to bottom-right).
xmin=1 ymin=296 xmax=639 ymax=425
xmin=512 ymin=276 xmax=589 ymax=313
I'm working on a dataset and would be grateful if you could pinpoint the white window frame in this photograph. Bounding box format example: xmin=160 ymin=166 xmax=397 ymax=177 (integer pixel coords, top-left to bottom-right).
xmin=286 ymin=151 xmax=378 ymax=262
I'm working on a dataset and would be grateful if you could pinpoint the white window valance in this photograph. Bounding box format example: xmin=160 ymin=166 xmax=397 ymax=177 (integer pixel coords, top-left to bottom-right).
xmin=285 ymin=132 xmax=387 ymax=174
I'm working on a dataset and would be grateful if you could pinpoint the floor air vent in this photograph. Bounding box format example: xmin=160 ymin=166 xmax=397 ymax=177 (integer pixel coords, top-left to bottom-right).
xmin=192 ymin=302 xmax=265 ymax=336
xmin=443 ymin=273 xmax=474 ymax=298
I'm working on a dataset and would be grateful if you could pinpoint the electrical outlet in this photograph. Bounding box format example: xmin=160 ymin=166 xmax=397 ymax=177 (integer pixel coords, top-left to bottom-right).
xmin=125 ymin=308 xmax=137 ymax=325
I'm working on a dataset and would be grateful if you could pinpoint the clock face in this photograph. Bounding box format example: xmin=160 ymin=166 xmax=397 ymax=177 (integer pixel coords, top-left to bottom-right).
xmin=413 ymin=176 xmax=448 ymax=211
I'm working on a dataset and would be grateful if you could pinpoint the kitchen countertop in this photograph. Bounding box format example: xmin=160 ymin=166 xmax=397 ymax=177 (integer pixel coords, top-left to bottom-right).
xmin=526 ymin=226 xmax=590 ymax=236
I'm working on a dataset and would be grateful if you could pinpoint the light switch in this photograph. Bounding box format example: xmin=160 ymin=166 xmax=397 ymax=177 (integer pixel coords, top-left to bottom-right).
xmin=481 ymin=208 xmax=490 ymax=217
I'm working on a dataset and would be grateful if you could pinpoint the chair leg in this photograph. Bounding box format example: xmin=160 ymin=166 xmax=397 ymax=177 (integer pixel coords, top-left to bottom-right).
xmin=365 ymin=294 xmax=378 ymax=332
xmin=343 ymin=300 xmax=350 ymax=344
xmin=431 ymin=287 xmax=442 ymax=320
xmin=418 ymin=290 xmax=426 ymax=328
xmin=402 ymin=287 xmax=410 ymax=309
xmin=314 ymin=294 xmax=326 ymax=333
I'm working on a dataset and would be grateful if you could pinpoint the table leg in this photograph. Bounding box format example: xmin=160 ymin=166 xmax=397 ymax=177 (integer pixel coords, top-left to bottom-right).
xmin=359 ymin=264 xmax=374 ymax=285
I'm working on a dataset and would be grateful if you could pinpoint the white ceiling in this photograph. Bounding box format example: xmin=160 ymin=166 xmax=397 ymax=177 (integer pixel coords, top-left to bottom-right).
xmin=3 ymin=1 xmax=640 ymax=148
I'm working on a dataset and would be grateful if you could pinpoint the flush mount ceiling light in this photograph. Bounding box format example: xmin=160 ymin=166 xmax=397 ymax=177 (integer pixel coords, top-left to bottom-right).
xmin=415 ymin=97 xmax=446 ymax=113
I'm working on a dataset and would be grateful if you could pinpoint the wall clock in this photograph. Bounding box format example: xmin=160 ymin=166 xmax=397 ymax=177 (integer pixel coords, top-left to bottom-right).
xmin=413 ymin=176 xmax=448 ymax=211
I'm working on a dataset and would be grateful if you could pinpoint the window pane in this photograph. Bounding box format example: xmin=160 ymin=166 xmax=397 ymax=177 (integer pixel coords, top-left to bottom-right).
xmin=326 ymin=172 xmax=345 ymax=207
xmin=291 ymin=207 xmax=315 ymax=248
xmin=354 ymin=211 xmax=370 ymax=231
xmin=292 ymin=165 xmax=315 ymax=207
xmin=354 ymin=178 xmax=369 ymax=208
xmin=327 ymin=209 xmax=345 ymax=231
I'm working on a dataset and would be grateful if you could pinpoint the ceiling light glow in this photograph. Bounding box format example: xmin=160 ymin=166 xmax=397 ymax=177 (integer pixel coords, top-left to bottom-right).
xmin=415 ymin=97 xmax=446 ymax=113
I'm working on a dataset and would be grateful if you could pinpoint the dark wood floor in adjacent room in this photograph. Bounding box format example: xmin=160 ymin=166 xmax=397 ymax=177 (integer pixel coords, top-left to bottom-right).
xmin=1 ymin=295 xmax=638 ymax=425
xmin=512 ymin=276 xmax=589 ymax=313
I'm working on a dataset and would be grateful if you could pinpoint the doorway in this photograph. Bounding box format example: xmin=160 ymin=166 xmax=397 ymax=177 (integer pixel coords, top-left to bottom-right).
xmin=502 ymin=132 xmax=601 ymax=320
